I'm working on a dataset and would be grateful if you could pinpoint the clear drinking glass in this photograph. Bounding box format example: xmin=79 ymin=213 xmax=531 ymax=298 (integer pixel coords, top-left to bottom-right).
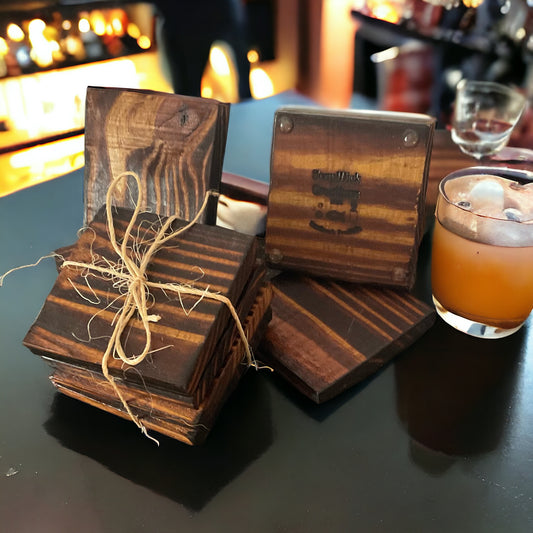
xmin=431 ymin=167 xmax=533 ymax=339
xmin=451 ymin=80 xmax=526 ymax=160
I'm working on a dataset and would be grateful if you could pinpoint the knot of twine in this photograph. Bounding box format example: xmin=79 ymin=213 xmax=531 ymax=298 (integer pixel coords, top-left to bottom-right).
xmin=61 ymin=171 xmax=255 ymax=443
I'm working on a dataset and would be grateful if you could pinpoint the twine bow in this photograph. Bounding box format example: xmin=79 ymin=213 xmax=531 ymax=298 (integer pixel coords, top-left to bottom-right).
xmin=61 ymin=171 xmax=254 ymax=442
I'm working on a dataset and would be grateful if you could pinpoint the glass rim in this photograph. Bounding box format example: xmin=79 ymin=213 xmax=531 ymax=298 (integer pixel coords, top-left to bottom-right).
xmin=438 ymin=166 xmax=533 ymax=223
xmin=457 ymin=79 xmax=526 ymax=102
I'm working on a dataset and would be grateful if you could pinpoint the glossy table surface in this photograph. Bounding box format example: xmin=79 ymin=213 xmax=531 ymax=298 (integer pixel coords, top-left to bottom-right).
xmin=1 ymin=93 xmax=533 ymax=532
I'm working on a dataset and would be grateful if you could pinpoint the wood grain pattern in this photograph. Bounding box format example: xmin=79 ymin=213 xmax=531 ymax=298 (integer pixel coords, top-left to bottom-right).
xmin=265 ymin=107 xmax=435 ymax=289
xmin=46 ymin=285 xmax=272 ymax=446
xmin=53 ymin=234 xmax=267 ymax=405
xmin=84 ymin=86 xmax=229 ymax=226
xmin=23 ymin=205 xmax=261 ymax=407
xmin=260 ymin=272 xmax=435 ymax=403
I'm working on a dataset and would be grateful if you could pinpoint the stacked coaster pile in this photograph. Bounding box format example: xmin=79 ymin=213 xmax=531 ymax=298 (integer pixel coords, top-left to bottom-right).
xmin=260 ymin=107 xmax=437 ymax=403
xmin=23 ymin=206 xmax=271 ymax=445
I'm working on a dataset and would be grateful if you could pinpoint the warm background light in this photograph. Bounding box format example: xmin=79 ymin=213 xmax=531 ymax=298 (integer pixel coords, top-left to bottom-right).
xmin=111 ymin=18 xmax=124 ymax=36
xmin=201 ymin=42 xmax=239 ymax=102
xmin=127 ymin=23 xmax=141 ymax=39
xmin=249 ymin=67 xmax=274 ymax=99
xmin=78 ymin=18 xmax=90 ymax=33
xmin=90 ymin=11 xmax=106 ymax=36
xmin=0 ymin=3 xmax=169 ymax=198
xmin=364 ymin=0 xmax=401 ymax=24
xmin=137 ymin=35 xmax=151 ymax=50
xmin=247 ymin=49 xmax=260 ymax=64
xmin=28 ymin=18 xmax=46 ymax=34
xmin=201 ymin=85 xmax=213 ymax=98
xmin=28 ymin=19 xmax=55 ymax=68
xmin=209 ymin=46 xmax=231 ymax=76
xmin=7 ymin=23 xmax=25 ymax=42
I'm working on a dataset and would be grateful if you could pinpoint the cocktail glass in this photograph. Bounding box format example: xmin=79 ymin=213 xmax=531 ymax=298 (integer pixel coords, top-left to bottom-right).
xmin=431 ymin=167 xmax=533 ymax=338
xmin=451 ymin=80 xmax=526 ymax=160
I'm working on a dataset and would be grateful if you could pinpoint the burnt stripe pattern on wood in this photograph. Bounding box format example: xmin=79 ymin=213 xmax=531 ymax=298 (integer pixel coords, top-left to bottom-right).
xmin=23 ymin=205 xmax=261 ymax=407
xmin=47 ymin=285 xmax=273 ymax=445
xmin=260 ymin=272 xmax=435 ymax=403
xmin=265 ymin=107 xmax=435 ymax=289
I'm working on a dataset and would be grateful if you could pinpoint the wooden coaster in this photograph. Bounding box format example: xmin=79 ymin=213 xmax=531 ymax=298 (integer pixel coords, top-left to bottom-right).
xmin=83 ymin=86 xmax=229 ymax=225
xmin=260 ymin=272 xmax=435 ymax=403
xmin=265 ymin=107 xmax=435 ymax=289
xmin=47 ymin=285 xmax=272 ymax=445
xmin=24 ymin=206 xmax=260 ymax=407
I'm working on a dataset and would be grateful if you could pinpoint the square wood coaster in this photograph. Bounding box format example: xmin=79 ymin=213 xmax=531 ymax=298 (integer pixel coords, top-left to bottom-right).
xmin=24 ymin=205 xmax=260 ymax=407
xmin=260 ymin=272 xmax=435 ymax=403
xmin=84 ymin=86 xmax=229 ymax=225
xmin=47 ymin=285 xmax=272 ymax=445
xmin=265 ymin=107 xmax=435 ymax=289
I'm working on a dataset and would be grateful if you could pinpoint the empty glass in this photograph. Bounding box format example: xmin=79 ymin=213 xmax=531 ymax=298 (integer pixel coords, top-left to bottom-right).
xmin=451 ymin=80 xmax=526 ymax=160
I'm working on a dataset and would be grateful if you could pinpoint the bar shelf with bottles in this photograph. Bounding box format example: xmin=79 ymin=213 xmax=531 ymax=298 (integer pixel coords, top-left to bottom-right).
xmin=0 ymin=2 xmax=169 ymax=153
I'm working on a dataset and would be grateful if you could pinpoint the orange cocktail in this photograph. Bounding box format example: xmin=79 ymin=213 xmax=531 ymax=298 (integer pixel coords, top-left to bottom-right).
xmin=431 ymin=167 xmax=533 ymax=338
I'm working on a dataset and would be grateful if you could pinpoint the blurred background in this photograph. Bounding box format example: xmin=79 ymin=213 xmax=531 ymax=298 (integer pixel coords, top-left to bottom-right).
xmin=0 ymin=0 xmax=531 ymax=196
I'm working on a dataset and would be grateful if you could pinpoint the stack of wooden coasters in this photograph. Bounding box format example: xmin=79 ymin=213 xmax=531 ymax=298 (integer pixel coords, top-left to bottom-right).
xmin=260 ymin=107 xmax=438 ymax=403
xmin=20 ymin=87 xmax=271 ymax=445
xmin=23 ymin=205 xmax=271 ymax=445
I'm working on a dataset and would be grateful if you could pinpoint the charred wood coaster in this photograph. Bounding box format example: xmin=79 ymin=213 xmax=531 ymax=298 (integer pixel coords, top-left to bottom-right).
xmin=266 ymin=107 xmax=435 ymax=289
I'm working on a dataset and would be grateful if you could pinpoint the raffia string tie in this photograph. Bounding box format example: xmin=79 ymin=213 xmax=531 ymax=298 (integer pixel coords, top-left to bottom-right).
xmin=61 ymin=171 xmax=256 ymax=443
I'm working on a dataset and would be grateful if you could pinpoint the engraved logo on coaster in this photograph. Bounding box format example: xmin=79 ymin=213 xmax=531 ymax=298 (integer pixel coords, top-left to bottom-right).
xmin=309 ymin=169 xmax=362 ymax=235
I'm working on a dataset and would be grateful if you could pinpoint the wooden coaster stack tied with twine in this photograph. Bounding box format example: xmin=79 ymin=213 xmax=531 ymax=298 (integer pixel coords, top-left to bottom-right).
xmin=23 ymin=171 xmax=272 ymax=445
xmin=20 ymin=87 xmax=271 ymax=445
